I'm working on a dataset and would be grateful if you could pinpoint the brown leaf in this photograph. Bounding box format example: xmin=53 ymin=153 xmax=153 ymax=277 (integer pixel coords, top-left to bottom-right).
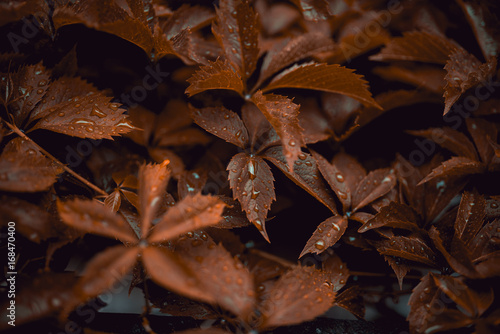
xmin=466 ymin=118 xmax=498 ymax=166
xmin=227 ymin=153 xmax=275 ymax=241
xmin=372 ymin=64 xmax=446 ymax=94
xmin=32 ymin=90 xmax=134 ymax=139
xmin=141 ymin=246 xmax=216 ymax=305
xmin=331 ymin=152 xmax=366 ymax=197
xmin=185 ymin=59 xmax=244 ymax=97
xmin=429 ymin=227 xmax=479 ymax=278
xmin=263 ymin=146 xmax=337 ymax=213
xmin=432 ymin=275 xmax=494 ymax=317
xmin=322 ymin=252 xmax=350 ymax=292
xmin=370 ymin=30 xmax=459 ymax=64
xmin=456 ymin=0 xmax=500 ymax=59
xmin=57 ymin=198 xmax=137 ymax=243
xmin=334 ymin=286 xmax=365 ymax=318
xmin=149 ymin=193 xmax=225 ymax=243
xmin=358 ymin=202 xmax=420 ymax=233
xmin=263 ymin=62 xmax=380 ymax=109
xmin=385 ymin=256 xmax=410 ymax=290
xmin=455 ymin=190 xmax=486 ymax=245
xmin=213 ymin=0 xmax=260 ymax=82
xmin=190 ymin=105 xmax=249 ymax=149
xmin=175 ymin=233 xmax=255 ymax=319
xmin=242 ymin=101 xmax=280 ymax=152
xmin=177 ymin=169 xmax=207 ymax=199
xmin=470 ymin=219 xmax=500 ymax=259
xmin=160 ymin=4 xmax=214 ymax=39
xmin=251 ymin=91 xmax=304 ymax=168
xmin=217 ymin=196 xmax=253 ymax=229
xmin=321 ymin=93 xmax=361 ymax=141
xmin=408 ymin=127 xmax=478 ymax=161
xmin=376 ymin=236 xmax=437 ymax=267
xmin=259 ymin=265 xmax=335 ymax=328
xmin=290 ymin=0 xmax=331 ymax=21
xmin=352 ymin=168 xmax=397 ymax=212
xmin=258 ymin=33 xmax=335 ymax=86
xmin=53 ymin=0 xmax=155 ymax=55
xmin=408 ymin=273 xmax=441 ymax=333
xmin=0 ymin=196 xmax=53 ymax=243
xmin=418 ymin=156 xmax=484 ymax=185
xmin=77 ymin=245 xmax=139 ymax=301
xmin=443 ymin=48 xmax=497 ymax=114
xmin=310 ymin=150 xmax=351 ymax=212
xmin=138 ymin=161 xmax=171 ymax=235
xmin=300 ymin=216 xmax=348 ymax=257
xmin=0 ymin=138 xmax=61 ymax=192
xmin=0 ymin=273 xmax=78 ymax=328
xmin=5 ymin=62 xmax=51 ymax=127
xmin=104 ymin=189 xmax=122 ymax=212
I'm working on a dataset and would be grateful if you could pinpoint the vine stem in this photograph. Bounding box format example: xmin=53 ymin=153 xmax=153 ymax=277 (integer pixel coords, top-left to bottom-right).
xmin=3 ymin=120 xmax=108 ymax=196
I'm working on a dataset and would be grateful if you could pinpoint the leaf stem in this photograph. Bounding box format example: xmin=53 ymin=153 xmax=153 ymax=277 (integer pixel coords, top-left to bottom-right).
xmin=3 ymin=120 xmax=107 ymax=196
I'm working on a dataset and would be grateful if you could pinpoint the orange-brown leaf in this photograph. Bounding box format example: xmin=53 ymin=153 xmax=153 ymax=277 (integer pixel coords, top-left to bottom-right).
xmin=418 ymin=157 xmax=484 ymax=185
xmin=185 ymin=58 xmax=244 ymax=97
xmin=376 ymin=236 xmax=437 ymax=267
xmin=300 ymin=216 xmax=348 ymax=257
xmin=358 ymin=202 xmax=420 ymax=233
xmin=212 ymin=0 xmax=260 ymax=81
xmin=138 ymin=161 xmax=171 ymax=236
xmin=77 ymin=245 xmax=139 ymax=301
xmin=263 ymin=146 xmax=337 ymax=213
xmin=263 ymin=62 xmax=380 ymax=109
xmin=370 ymin=30 xmax=459 ymax=64
xmin=443 ymin=48 xmax=497 ymax=114
xmin=227 ymin=153 xmax=275 ymax=241
xmin=455 ymin=190 xmax=486 ymax=245
xmin=352 ymin=168 xmax=396 ymax=212
xmin=57 ymin=198 xmax=138 ymax=243
xmin=259 ymin=265 xmax=336 ymax=328
xmin=149 ymin=193 xmax=225 ymax=243
xmin=252 ymin=91 xmax=305 ymax=169
xmin=190 ymin=105 xmax=249 ymax=149
xmin=0 ymin=139 xmax=61 ymax=192
xmin=175 ymin=233 xmax=255 ymax=318
xmin=291 ymin=0 xmax=331 ymax=21
xmin=142 ymin=246 xmax=216 ymax=305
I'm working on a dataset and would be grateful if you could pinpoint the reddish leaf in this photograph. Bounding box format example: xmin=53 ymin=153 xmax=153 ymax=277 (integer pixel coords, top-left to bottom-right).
xmin=263 ymin=62 xmax=380 ymax=109
xmin=358 ymin=202 xmax=420 ymax=233
xmin=322 ymin=252 xmax=350 ymax=292
xmin=0 ymin=273 xmax=78 ymax=328
xmin=190 ymin=105 xmax=249 ymax=149
xmin=290 ymin=0 xmax=331 ymax=21
xmin=227 ymin=153 xmax=275 ymax=241
xmin=300 ymin=216 xmax=348 ymax=257
xmin=212 ymin=0 xmax=260 ymax=82
xmin=372 ymin=64 xmax=446 ymax=94
xmin=408 ymin=127 xmax=478 ymax=161
xmin=138 ymin=161 xmax=171 ymax=236
xmin=466 ymin=118 xmax=498 ymax=166
xmin=370 ymin=30 xmax=459 ymax=64
xmin=311 ymin=150 xmax=351 ymax=211
xmin=352 ymin=168 xmax=397 ymax=212
xmin=455 ymin=190 xmax=486 ymax=245
xmin=376 ymin=236 xmax=437 ymax=267
xmin=0 ymin=139 xmax=61 ymax=192
xmin=259 ymin=265 xmax=336 ymax=329
xmin=321 ymin=93 xmax=361 ymax=141
xmin=142 ymin=246 xmax=216 ymax=305
xmin=443 ymin=48 xmax=497 ymax=114
xmin=160 ymin=5 xmax=214 ymax=39
xmin=217 ymin=196 xmax=253 ymax=229
xmin=418 ymin=157 xmax=485 ymax=185
xmin=76 ymin=245 xmax=139 ymax=300
xmin=5 ymin=62 xmax=51 ymax=126
xmin=175 ymin=233 xmax=255 ymax=319
xmin=429 ymin=227 xmax=479 ymax=278
xmin=185 ymin=59 xmax=244 ymax=97
xmin=32 ymin=91 xmax=134 ymax=139
xmin=432 ymin=275 xmax=494 ymax=317
xmin=252 ymin=91 xmax=305 ymax=168
xmin=242 ymin=101 xmax=280 ymax=152
xmin=104 ymin=189 xmax=122 ymax=212
xmin=456 ymin=0 xmax=500 ymax=59
xmin=258 ymin=33 xmax=335 ymax=86
xmin=384 ymin=256 xmax=410 ymax=289
xmin=263 ymin=146 xmax=337 ymax=213
xmin=334 ymin=286 xmax=365 ymax=318
xmin=57 ymin=198 xmax=138 ymax=243
xmin=331 ymin=152 xmax=366 ymax=197
xmin=470 ymin=219 xmax=500 ymax=259
xmin=149 ymin=193 xmax=225 ymax=243
xmin=408 ymin=273 xmax=442 ymax=334
xmin=0 ymin=196 xmax=53 ymax=243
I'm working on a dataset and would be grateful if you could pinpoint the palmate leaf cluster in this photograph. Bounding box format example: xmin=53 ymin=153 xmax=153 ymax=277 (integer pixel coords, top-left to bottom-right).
xmin=0 ymin=1 xmax=499 ymax=334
